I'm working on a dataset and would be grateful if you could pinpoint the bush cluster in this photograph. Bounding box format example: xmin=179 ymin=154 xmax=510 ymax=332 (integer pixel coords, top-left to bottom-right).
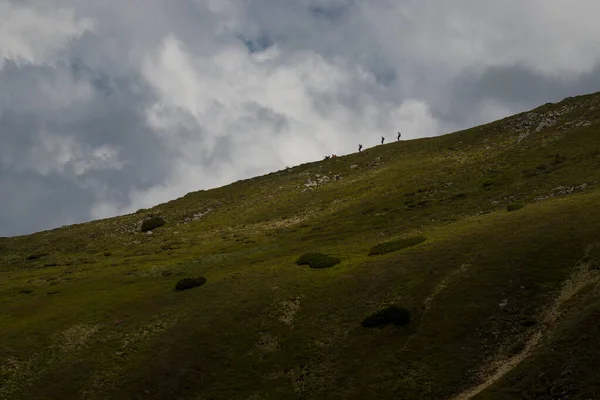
xmin=361 ymin=305 xmax=411 ymax=328
xmin=26 ymin=252 xmax=50 ymax=260
xmin=368 ymin=236 xmax=426 ymax=256
xmin=506 ymin=203 xmax=524 ymax=212
xmin=296 ymin=252 xmax=341 ymax=269
xmin=175 ymin=276 xmax=207 ymax=291
xmin=140 ymin=216 xmax=166 ymax=232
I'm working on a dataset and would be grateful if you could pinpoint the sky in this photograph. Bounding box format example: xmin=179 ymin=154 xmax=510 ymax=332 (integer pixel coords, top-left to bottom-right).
xmin=2 ymin=0 xmax=600 ymax=236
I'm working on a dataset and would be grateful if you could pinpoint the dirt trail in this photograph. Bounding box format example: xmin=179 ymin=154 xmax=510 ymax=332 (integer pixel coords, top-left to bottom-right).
xmin=450 ymin=253 xmax=600 ymax=400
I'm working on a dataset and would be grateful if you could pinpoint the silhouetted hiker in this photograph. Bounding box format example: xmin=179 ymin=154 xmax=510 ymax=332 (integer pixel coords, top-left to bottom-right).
xmin=358 ymin=144 xmax=363 ymax=152
xmin=381 ymin=136 xmax=385 ymax=145
xmin=397 ymin=132 xmax=401 ymax=141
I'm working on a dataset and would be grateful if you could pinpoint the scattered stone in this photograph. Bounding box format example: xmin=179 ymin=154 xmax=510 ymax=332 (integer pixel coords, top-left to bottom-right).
xmin=302 ymin=174 xmax=332 ymax=191
xmin=516 ymin=132 xmax=529 ymax=144
xmin=183 ymin=207 xmax=214 ymax=224
xmin=552 ymin=183 xmax=590 ymax=196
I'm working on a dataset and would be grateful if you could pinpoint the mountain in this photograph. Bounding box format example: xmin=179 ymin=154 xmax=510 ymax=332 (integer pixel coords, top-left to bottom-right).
xmin=2 ymin=92 xmax=600 ymax=400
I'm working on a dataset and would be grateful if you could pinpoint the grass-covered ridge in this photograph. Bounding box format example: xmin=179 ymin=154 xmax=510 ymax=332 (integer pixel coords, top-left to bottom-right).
xmin=2 ymin=92 xmax=600 ymax=399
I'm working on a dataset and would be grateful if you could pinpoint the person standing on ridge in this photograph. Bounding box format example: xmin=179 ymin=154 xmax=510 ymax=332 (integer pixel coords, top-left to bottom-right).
xmin=381 ymin=136 xmax=385 ymax=145
xmin=358 ymin=144 xmax=363 ymax=152
xmin=397 ymin=132 xmax=401 ymax=141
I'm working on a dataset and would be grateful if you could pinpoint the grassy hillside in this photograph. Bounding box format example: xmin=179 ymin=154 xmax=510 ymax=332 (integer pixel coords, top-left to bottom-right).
xmin=2 ymin=91 xmax=600 ymax=399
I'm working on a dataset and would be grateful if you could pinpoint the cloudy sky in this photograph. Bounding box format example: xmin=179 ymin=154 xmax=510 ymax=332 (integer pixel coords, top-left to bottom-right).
xmin=2 ymin=0 xmax=600 ymax=236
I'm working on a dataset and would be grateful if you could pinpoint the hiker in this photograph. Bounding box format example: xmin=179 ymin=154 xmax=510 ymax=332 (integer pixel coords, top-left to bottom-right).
xmin=381 ymin=136 xmax=385 ymax=145
xmin=358 ymin=144 xmax=363 ymax=152
xmin=397 ymin=132 xmax=401 ymax=141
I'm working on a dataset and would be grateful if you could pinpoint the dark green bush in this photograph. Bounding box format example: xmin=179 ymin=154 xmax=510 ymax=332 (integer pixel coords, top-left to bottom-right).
xmin=506 ymin=203 xmax=524 ymax=212
xmin=43 ymin=263 xmax=58 ymax=267
xmin=175 ymin=276 xmax=207 ymax=291
xmin=296 ymin=252 xmax=341 ymax=269
xmin=140 ymin=216 xmax=166 ymax=232
xmin=361 ymin=305 xmax=411 ymax=328
xmin=368 ymin=236 xmax=426 ymax=256
xmin=26 ymin=252 xmax=50 ymax=260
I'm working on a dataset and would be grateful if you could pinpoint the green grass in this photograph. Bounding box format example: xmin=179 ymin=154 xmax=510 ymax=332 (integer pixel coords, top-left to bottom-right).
xmin=2 ymin=91 xmax=600 ymax=399
xmin=368 ymin=236 xmax=427 ymax=256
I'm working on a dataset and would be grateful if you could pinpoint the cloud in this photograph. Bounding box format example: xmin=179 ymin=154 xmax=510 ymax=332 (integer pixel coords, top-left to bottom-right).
xmin=2 ymin=0 xmax=600 ymax=236
xmin=0 ymin=2 xmax=94 ymax=67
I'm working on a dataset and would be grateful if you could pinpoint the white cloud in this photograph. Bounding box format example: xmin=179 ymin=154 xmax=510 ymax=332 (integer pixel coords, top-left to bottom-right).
xmin=0 ymin=2 xmax=94 ymax=67
xmin=358 ymin=1 xmax=600 ymax=77
xmin=18 ymin=132 xmax=123 ymax=177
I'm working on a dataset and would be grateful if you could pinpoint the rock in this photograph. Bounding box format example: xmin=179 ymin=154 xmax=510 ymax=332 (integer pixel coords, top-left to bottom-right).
xmin=349 ymin=164 xmax=358 ymax=169
xmin=516 ymin=132 xmax=529 ymax=143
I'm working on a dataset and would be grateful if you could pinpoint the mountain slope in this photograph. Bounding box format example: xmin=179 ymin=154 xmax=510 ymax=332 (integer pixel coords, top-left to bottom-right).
xmin=1 ymin=92 xmax=600 ymax=399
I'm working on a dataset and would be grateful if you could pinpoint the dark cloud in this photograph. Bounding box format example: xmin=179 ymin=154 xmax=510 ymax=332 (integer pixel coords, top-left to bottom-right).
xmin=237 ymin=34 xmax=274 ymax=54
xmin=433 ymin=63 xmax=600 ymax=130
xmin=0 ymin=170 xmax=94 ymax=236
xmin=309 ymin=1 xmax=355 ymax=21
xmin=0 ymin=52 xmax=173 ymax=235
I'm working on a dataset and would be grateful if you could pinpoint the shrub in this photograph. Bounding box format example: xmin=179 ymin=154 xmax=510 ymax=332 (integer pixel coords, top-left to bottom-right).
xmin=506 ymin=203 xmax=524 ymax=212
xmin=26 ymin=252 xmax=50 ymax=260
xmin=140 ymin=216 xmax=166 ymax=232
xmin=361 ymin=305 xmax=411 ymax=328
xmin=368 ymin=236 xmax=426 ymax=256
xmin=43 ymin=263 xmax=59 ymax=267
xmin=175 ymin=276 xmax=207 ymax=291
xmin=296 ymin=252 xmax=341 ymax=269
